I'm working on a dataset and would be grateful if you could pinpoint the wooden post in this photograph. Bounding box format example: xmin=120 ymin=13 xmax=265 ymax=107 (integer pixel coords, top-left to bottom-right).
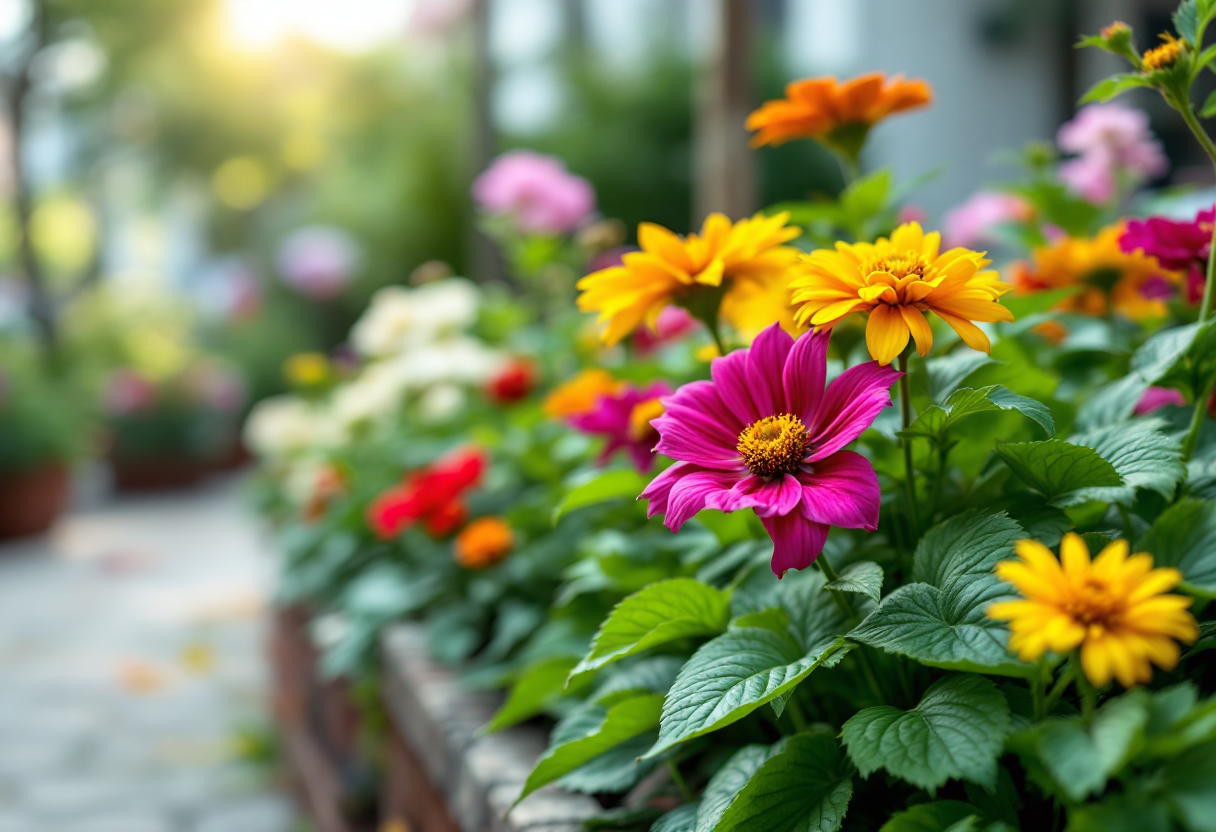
xmin=694 ymin=0 xmax=756 ymax=224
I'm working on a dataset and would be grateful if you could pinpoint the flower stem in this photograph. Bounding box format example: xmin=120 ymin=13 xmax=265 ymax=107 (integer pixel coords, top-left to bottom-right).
xmin=1044 ymin=663 xmax=1076 ymax=715
xmin=815 ymin=556 xmax=886 ymax=704
xmin=1182 ymin=374 xmax=1215 ymax=464
xmin=1070 ymin=652 xmax=1098 ymax=723
xmin=897 ymin=353 xmax=921 ymax=539
xmin=1032 ymin=660 xmax=1048 ymax=722
xmin=1173 ymin=96 xmax=1216 ymax=322
xmin=785 ymin=695 xmax=810 ymax=732
xmin=667 ymin=759 xmax=694 ymax=802
xmin=705 ymin=316 xmax=729 ymax=358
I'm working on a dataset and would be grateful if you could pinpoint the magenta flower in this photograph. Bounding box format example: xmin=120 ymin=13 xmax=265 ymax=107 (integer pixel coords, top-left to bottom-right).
xmin=642 ymin=323 xmax=900 ymax=577
xmin=473 ymin=151 xmax=596 ymax=235
xmin=1134 ymin=386 xmax=1187 ymax=415
xmin=1056 ymin=103 xmax=1167 ymax=203
xmin=632 ymin=306 xmax=698 ymax=355
xmin=1121 ymin=207 xmax=1212 ymax=306
xmin=570 ymin=382 xmax=671 ymax=472
xmin=943 ymin=191 xmax=1033 ymax=249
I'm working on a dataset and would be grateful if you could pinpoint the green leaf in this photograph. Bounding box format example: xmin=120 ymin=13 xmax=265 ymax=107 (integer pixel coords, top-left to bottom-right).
xmin=571 ymin=578 xmax=731 ymax=682
xmin=713 ymin=731 xmax=854 ymax=832
xmin=1140 ymin=498 xmax=1216 ymax=597
xmin=1080 ymin=73 xmax=1151 ymax=103
xmin=842 ymin=674 xmax=1011 ymax=793
xmin=994 ymin=440 xmax=1122 ymax=503
xmin=851 ymin=512 xmax=1033 ymax=677
xmin=999 ymin=286 xmax=1080 ymax=321
xmin=645 ymin=631 xmax=849 ymax=758
xmin=841 ymin=169 xmax=892 ymax=219
xmin=777 ymin=567 xmax=850 ymax=650
xmin=1159 ymin=741 xmax=1216 ymax=832
xmin=1066 ymin=793 xmax=1171 ymax=832
xmin=825 ymin=561 xmax=884 ymax=604
xmin=653 ymin=802 xmax=700 ymax=832
xmin=559 ymin=732 xmax=658 ymax=794
xmin=1063 ymin=420 xmax=1185 ymax=506
xmin=593 ymin=656 xmax=685 ymax=707
xmin=484 ymin=656 xmax=580 ymax=734
xmin=878 ymin=802 xmax=981 ymax=832
xmin=924 ymin=352 xmax=996 ymax=402
xmin=517 ymin=694 xmax=664 ymax=803
xmin=695 ymin=744 xmax=784 ymax=832
xmin=1202 ymin=88 xmax=1216 ymax=119
xmin=553 ymin=469 xmax=649 ymax=523
xmin=1176 ymin=0 xmax=1200 ymax=44
xmin=902 ymin=386 xmax=1054 ymax=441
xmin=1032 ymin=691 xmax=1149 ymax=801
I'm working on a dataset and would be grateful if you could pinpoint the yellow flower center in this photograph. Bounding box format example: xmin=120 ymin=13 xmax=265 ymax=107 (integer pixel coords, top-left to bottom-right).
xmin=737 ymin=414 xmax=810 ymax=478
xmin=864 ymin=252 xmax=930 ymax=281
xmin=1063 ymin=576 xmax=1125 ymax=627
xmin=1143 ymin=33 xmax=1184 ymax=72
xmin=628 ymin=398 xmax=665 ymax=443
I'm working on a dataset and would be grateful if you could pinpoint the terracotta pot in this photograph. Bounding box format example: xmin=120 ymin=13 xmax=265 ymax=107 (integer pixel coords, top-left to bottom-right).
xmin=110 ymin=457 xmax=210 ymax=491
xmin=0 ymin=464 xmax=70 ymax=541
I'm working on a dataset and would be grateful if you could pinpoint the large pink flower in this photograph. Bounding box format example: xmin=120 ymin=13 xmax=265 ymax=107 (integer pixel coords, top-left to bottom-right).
xmin=641 ymin=323 xmax=900 ymax=577
xmin=1056 ymin=103 xmax=1167 ymax=204
xmin=472 ymin=151 xmax=596 ymax=235
xmin=570 ymin=382 xmax=671 ymax=472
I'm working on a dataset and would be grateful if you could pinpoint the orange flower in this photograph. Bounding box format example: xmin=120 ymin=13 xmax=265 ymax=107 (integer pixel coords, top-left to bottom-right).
xmin=543 ymin=369 xmax=622 ymax=419
xmin=746 ymin=73 xmax=932 ymax=152
xmin=1013 ymin=224 xmax=1176 ymax=321
xmin=454 ymin=517 xmax=514 ymax=569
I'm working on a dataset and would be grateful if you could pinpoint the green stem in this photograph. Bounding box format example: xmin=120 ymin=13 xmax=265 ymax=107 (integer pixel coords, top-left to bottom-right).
xmin=1071 ymin=653 xmax=1098 ymax=723
xmin=897 ymin=353 xmax=921 ymax=539
xmin=1181 ymin=374 xmax=1215 ymax=464
xmin=1032 ymin=660 xmax=1048 ymax=722
xmin=705 ymin=316 xmax=729 ymax=358
xmin=785 ymin=695 xmax=810 ymax=732
xmin=1044 ymin=664 xmax=1076 ymax=715
xmin=815 ymin=556 xmax=886 ymax=704
xmin=1174 ymin=97 xmax=1216 ymax=322
xmin=667 ymin=759 xmax=694 ymax=802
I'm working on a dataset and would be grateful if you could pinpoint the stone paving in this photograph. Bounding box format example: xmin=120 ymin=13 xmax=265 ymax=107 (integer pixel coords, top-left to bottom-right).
xmin=0 ymin=476 xmax=303 ymax=832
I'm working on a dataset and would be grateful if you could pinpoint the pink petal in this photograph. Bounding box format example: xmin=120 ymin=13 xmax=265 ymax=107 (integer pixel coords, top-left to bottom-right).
xmin=808 ymin=361 xmax=901 ymax=461
xmin=715 ymin=473 xmax=802 ymax=517
xmin=783 ymin=329 xmax=830 ymax=422
xmin=746 ymin=323 xmax=794 ymax=417
xmin=798 ymin=451 xmax=880 ymax=530
xmin=761 ymin=512 xmax=829 ymax=577
xmin=640 ymin=463 xmax=738 ymax=532
xmin=711 ymin=347 xmax=763 ymax=425
xmin=653 ymin=406 xmax=743 ymax=470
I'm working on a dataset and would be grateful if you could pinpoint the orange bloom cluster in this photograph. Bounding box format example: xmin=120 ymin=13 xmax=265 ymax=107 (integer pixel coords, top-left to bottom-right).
xmin=454 ymin=517 xmax=514 ymax=569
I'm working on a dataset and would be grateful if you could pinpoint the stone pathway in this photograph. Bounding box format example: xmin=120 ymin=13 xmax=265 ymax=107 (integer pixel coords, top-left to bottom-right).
xmin=0 ymin=477 xmax=302 ymax=832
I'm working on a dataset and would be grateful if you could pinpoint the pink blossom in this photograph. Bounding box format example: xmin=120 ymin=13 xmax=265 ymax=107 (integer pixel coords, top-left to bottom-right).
xmin=1134 ymin=386 xmax=1187 ymax=415
xmin=473 ymin=151 xmax=596 ymax=235
xmin=570 ymin=382 xmax=671 ymax=472
xmin=104 ymin=370 xmax=157 ymax=416
xmin=943 ymin=192 xmax=1033 ymax=249
xmin=1121 ymin=206 xmax=1212 ymax=305
xmin=641 ymin=324 xmax=900 ymax=577
xmin=278 ymin=226 xmax=361 ymax=300
xmin=1056 ymin=103 xmax=1167 ymax=203
xmin=632 ymin=306 xmax=698 ymax=355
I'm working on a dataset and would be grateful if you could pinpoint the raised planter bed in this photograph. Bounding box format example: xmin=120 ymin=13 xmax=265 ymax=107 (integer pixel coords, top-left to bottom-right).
xmin=380 ymin=624 xmax=601 ymax=832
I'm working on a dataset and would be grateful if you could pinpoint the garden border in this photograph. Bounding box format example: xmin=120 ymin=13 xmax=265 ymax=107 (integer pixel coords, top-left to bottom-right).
xmin=380 ymin=624 xmax=602 ymax=832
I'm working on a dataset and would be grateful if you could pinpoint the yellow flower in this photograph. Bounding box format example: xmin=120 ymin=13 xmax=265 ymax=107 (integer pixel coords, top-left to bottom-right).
xmin=576 ymin=212 xmax=802 ymax=346
xmin=789 ymin=222 xmax=1013 ymax=366
xmin=543 ymin=369 xmax=621 ymax=419
xmin=1011 ymin=223 xmax=1173 ymax=321
xmin=283 ymin=352 xmax=329 ymax=386
xmin=1142 ymin=32 xmax=1186 ymax=73
xmin=988 ymin=533 xmax=1198 ymax=688
xmin=628 ymin=398 xmax=665 ymax=443
xmin=454 ymin=517 xmax=514 ymax=569
xmin=745 ymin=73 xmax=932 ymax=150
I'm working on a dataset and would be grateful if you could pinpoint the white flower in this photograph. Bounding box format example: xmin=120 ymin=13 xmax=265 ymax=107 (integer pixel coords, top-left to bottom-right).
xmin=350 ymin=278 xmax=481 ymax=358
xmin=388 ymin=337 xmax=507 ymax=390
xmin=243 ymin=396 xmax=337 ymax=460
xmin=418 ymin=383 xmax=467 ymax=422
xmin=328 ymin=363 xmax=407 ymax=431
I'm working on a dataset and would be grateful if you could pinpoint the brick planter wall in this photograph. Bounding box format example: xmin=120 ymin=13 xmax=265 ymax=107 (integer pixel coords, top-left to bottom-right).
xmin=380 ymin=625 xmax=602 ymax=832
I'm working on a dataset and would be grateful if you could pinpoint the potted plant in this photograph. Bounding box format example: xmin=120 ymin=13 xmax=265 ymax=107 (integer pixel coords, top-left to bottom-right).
xmin=0 ymin=340 xmax=90 ymax=539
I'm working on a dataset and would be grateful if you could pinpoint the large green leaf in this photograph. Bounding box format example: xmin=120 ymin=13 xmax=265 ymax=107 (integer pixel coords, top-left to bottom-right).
xmin=1159 ymin=741 xmax=1216 ymax=832
xmin=654 ymin=802 xmax=700 ymax=832
xmin=484 ymin=656 xmax=580 ymax=734
xmin=558 ymin=732 xmax=657 ymax=794
xmin=924 ymin=352 xmax=995 ymax=401
xmin=842 ymin=675 xmax=1010 ymax=792
xmin=553 ymin=469 xmax=649 ymax=523
xmin=517 ymin=694 xmax=664 ymax=803
xmin=1028 ymin=691 xmax=1149 ymax=801
xmin=695 ymin=743 xmax=785 ymax=832
xmin=824 ymin=561 xmax=884 ymax=604
xmin=994 ymin=440 xmax=1122 ymax=503
xmin=901 ymin=386 xmax=1054 ymax=441
xmin=712 ymin=732 xmax=854 ymax=832
xmin=571 ymin=578 xmax=731 ymax=682
xmin=645 ymin=630 xmax=849 ymax=757
xmin=850 ymin=512 xmax=1032 ymax=677
xmin=1064 ymin=420 xmax=1185 ymax=506
xmin=878 ymin=802 xmax=982 ymax=832
xmin=1140 ymin=499 xmax=1216 ymax=598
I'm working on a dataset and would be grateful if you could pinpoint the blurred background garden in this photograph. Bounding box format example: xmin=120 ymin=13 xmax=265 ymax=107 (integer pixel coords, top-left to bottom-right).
xmin=2 ymin=0 xmax=1215 ymax=830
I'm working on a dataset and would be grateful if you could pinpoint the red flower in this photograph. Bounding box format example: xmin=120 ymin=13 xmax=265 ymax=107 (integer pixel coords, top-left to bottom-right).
xmin=488 ymin=359 xmax=537 ymax=403
xmin=367 ymin=448 xmax=486 ymax=539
